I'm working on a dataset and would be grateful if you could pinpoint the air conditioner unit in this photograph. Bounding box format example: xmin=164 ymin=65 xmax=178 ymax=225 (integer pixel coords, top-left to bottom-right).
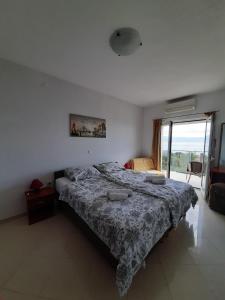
xmin=164 ymin=97 xmax=196 ymax=114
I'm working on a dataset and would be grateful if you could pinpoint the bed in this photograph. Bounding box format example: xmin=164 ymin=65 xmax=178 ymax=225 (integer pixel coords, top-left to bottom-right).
xmin=54 ymin=165 xmax=198 ymax=296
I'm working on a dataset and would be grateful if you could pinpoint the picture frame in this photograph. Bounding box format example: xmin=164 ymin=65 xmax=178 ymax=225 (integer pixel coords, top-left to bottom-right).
xmin=69 ymin=114 xmax=106 ymax=138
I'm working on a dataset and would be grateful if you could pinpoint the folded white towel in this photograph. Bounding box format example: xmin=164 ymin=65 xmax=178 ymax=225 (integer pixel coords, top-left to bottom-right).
xmin=107 ymin=189 xmax=132 ymax=201
xmin=151 ymin=178 xmax=166 ymax=185
xmin=107 ymin=189 xmax=133 ymax=197
xmin=145 ymin=174 xmax=166 ymax=185
xmin=145 ymin=174 xmax=165 ymax=180
xmin=107 ymin=191 xmax=129 ymax=201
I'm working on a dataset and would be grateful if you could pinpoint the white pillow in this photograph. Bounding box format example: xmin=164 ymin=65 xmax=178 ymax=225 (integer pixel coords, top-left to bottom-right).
xmin=94 ymin=162 xmax=124 ymax=173
xmin=76 ymin=167 xmax=100 ymax=181
xmin=65 ymin=167 xmax=83 ymax=181
xmin=65 ymin=166 xmax=100 ymax=181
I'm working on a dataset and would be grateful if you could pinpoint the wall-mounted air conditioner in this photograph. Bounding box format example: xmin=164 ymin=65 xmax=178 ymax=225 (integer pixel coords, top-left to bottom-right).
xmin=164 ymin=97 xmax=196 ymax=114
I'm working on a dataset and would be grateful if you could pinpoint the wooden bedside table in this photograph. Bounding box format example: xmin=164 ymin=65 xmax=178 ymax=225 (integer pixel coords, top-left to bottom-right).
xmin=25 ymin=186 xmax=56 ymax=225
xmin=210 ymin=167 xmax=225 ymax=184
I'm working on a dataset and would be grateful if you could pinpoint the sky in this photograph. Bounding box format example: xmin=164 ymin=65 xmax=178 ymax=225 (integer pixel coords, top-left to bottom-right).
xmin=161 ymin=121 xmax=211 ymax=152
xmin=162 ymin=122 xmax=208 ymax=138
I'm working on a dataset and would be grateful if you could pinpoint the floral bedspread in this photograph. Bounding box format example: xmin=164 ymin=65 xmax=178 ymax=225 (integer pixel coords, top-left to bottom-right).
xmin=94 ymin=163 xmax=198 ymax=227
xmin=59 ymin=174 xmax=171 ymax=296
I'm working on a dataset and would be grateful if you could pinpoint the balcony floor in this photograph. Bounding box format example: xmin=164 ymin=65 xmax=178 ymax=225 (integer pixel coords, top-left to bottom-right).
xmin=170 ymin=171 xmax=201 ymax=189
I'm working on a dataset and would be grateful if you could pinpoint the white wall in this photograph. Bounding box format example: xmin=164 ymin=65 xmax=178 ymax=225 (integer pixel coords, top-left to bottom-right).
xmin=1 ymin=57 xmax=225 ymax=220
xmin=142 ymin=89 xmax=225 ymax=161
xmin=0 ymin=59 xmax=143 ymax=220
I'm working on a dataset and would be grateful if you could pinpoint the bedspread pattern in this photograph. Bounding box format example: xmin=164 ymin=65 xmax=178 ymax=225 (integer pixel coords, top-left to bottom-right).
xmin=94 ymin=163 xmax=198 ymax=227
xmin=59 ymin=174 xmax=171 ymax=296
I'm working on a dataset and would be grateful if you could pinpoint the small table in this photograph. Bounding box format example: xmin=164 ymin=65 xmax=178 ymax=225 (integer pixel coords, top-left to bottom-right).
xmin=25 ymin=187 xmax=56 ymax=225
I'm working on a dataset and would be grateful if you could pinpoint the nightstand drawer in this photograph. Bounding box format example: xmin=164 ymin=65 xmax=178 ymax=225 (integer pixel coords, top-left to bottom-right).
xmin=28 ymin=195 xmax=54 ymax=210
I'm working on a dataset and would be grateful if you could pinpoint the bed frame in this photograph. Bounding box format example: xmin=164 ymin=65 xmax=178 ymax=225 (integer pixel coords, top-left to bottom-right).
xmin=54 ymin=170 xmax=118 ymax=267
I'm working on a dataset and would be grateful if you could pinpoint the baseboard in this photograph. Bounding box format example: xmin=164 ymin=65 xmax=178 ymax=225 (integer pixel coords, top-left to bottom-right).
xmin=0 ymin=213 xmax=27 ymax=224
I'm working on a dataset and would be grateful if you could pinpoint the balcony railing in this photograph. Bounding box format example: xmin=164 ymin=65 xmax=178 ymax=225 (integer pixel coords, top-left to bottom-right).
xmin=161 ymin=150 xmax=204 ymax=174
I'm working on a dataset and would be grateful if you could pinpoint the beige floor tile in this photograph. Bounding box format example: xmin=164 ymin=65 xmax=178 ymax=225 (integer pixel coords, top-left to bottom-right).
xmin=31 ymin=228 xmax=95 ymax=261
xmin=1 ymin=193 xmax=225 ymax=300
xmin=145 ymin=244 xmax=162 ymax=265
xmin=156 ymin=238 xmax=196 ymax=268
xmin=0 ymin=218 xmax=34 ymax=286
xmin=40 ymin=257 xmax=91 ymax=300
xmin=199 ymin=265 xmax=225 ymax=300
xmin=78 ymin=260 xmax=121 ymax=300
xmin=127 ymin=263 xmax=172 ymax=300
xmin=0 ymin=254 xmax=25 ymax=288
xmin=0 ymin=218 xmax=40 ymax=262
xmin=5 ymin=256 xmax=52 ymax=296
xmin=187 ymin=237 xmax=225 ymax=265
xmin=0 ymin=288 xmax=46 ymax=300
xmin=210 ymin=235 xmax=225 ymax=255
xmin=163 ymin=265 xmax=215 ymax=300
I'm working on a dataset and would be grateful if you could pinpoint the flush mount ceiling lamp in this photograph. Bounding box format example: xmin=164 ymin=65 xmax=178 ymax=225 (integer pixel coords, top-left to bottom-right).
xmin=110 ymin=28 xmax=142 ymax=56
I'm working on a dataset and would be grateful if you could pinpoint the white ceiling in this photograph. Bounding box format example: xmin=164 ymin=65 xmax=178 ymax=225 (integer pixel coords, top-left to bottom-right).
xmin=0 ymin=0 xmax=225 ymax=106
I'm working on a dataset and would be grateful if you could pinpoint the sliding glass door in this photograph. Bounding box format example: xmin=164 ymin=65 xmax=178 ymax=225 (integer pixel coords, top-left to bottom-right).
xmin=170 ymin=120 xmax=207 ymax=188
xmin=161 ymin=117 xmax=212 ymax=193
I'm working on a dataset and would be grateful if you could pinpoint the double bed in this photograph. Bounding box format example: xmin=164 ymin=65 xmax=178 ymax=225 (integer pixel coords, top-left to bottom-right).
xmin=54 ymin=163 xmax=198 ymax=296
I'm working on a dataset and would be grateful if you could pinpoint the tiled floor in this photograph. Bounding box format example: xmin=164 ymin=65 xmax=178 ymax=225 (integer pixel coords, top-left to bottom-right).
xmin=170 ymin=171 xmax=201 ymax=189
xmin=0 ymin=191 xmax=225 ymax=300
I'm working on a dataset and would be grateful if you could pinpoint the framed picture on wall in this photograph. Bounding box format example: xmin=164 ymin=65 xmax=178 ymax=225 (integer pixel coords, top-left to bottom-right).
xmin=70 ymin=114 xmax=106 ymax=138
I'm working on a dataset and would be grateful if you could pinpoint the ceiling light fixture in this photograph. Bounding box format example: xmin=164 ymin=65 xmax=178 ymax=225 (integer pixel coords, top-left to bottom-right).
xmin=110 ymin=28 xmax=142 ymax=56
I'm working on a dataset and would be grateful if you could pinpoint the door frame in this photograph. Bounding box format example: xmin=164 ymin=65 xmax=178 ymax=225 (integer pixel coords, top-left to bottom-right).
xmin=167 ymin=121 xmax=173 ymax=178
xmin=162 ymin=117 xmax=211 ymax=191
xmin=200 ymin=115 xmax=213 ymax=198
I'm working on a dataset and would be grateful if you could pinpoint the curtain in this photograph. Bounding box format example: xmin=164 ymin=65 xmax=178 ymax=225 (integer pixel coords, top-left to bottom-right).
xmin=204 ymin=111 xmax=216 ymax=199
xmin=152 ymin=119 xmax=162 ymax=170
xmin=204 ymin=111 xmax=216 ymax=163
